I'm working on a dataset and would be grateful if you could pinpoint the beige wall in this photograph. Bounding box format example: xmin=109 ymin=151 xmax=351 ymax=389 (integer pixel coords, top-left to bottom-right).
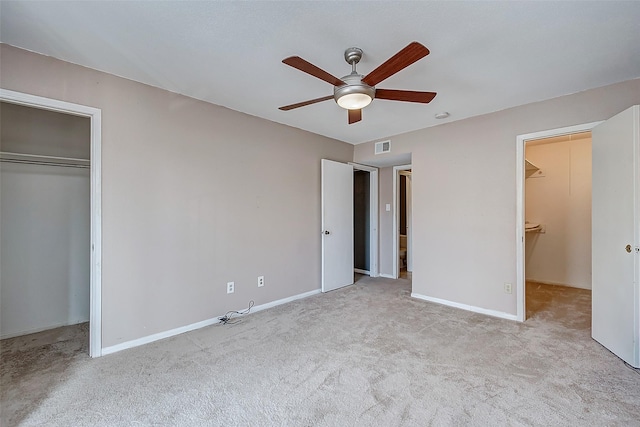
xmin=525 ymin=136 xmax=592 ymax=289
xmin=355 ymin=78 xmax=640 ymax=316
xmin=0 ymin=44 xmax=353 ymax=348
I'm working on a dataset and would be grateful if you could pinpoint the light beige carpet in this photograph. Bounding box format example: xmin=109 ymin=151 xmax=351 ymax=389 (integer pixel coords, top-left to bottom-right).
xmin=2 ymin=276 xmax=640 ymax=426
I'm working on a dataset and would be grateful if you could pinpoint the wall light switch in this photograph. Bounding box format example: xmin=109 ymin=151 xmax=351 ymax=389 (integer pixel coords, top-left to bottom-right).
xmin=386 ymin=203 xmax=391 ymax=212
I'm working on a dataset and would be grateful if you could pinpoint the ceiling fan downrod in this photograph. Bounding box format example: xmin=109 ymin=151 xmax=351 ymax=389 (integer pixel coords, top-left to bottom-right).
xmin=344 ymin=47 xmax=363 ymax=74
xmin=334 ymin=47 xmax=375 ymax=110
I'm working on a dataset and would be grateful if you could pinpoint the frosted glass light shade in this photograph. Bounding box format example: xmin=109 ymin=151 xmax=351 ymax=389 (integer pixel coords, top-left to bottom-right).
xmin=337 ymin=93 xmax=372 ymax=110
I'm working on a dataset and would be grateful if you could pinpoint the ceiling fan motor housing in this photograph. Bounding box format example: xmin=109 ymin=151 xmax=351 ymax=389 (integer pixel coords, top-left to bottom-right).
xmin=334 ymin=74 xmax=376 ymax=108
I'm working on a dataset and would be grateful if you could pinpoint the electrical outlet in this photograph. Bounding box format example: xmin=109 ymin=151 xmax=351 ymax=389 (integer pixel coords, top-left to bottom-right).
xmin=504 ymin=283 xmax=512 ymax=294
xmin=258 ymin=276 xmax=264 ymax=287
xmin=227 ymin=281 xmax=234 ymax=294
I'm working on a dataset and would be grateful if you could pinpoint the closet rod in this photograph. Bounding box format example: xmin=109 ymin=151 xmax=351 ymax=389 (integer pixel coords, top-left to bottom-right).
xmin=0 ymin=151 xmax=90 ymax=169
xmin=0 ymin=158 xmax=90 ymax=169
xmin=0 ymin=151 xmax=90 ymax=163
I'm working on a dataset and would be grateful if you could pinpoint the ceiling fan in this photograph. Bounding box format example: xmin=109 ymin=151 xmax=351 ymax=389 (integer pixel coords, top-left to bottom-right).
xmin=279 ymin=42 xmax=437 ymax=124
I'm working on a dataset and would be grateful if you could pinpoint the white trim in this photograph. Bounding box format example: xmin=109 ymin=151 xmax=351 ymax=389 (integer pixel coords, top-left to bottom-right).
xmin=354 ymin=268 xmax=370 ymax=275
xmin=350 ymin=162 xmax=379 ymax=277
xmin=634 ymin=106 xmax=640 ymax=369
xmin=349 ymin=162 xmax=378 ymax=172
xmin=102 ymin=288 xmax=321 ymax=356
xmin=102 ymin=317 xmax=221 ymax=356
xmin=515 ymin=121 xmax=601 ymax=322
xmin=411 ymin=292 xmax=518 ymax=321
xmin=0 ymin=89 xmax=103 ymax=357
xmin=392 ymin=164 xmax=412 ymax=279
xmin=251 ymin=289 xmax=321 ymax=313
xmin=379 ymin=273 xmax=396 ymax=279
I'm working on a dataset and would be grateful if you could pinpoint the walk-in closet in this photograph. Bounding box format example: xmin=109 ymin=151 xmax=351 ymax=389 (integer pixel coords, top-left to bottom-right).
xmin=524 ymin=131 xmax=592 ymax=319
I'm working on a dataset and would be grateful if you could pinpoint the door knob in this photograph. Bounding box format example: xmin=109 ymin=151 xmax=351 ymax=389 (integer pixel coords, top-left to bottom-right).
xmin=626 ymin=244 xmax=632 ymax=253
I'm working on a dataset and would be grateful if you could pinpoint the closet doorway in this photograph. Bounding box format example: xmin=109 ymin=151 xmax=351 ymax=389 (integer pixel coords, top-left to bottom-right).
xmin=516 ymin=122 xmax=599 ymax=322
xmin=523 ymin=131 xmax=592 ymax=320
xmin=0 ymin=89 xmax=102 ymax=357
xmin=352 ymin=162 xmax=379 ymax=277
xmin=393 ymin=164 xmax=412 ymax=279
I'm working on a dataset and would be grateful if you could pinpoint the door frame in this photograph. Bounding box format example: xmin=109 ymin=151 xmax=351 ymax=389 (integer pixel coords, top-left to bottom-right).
xmin=515 ymin=121 xmax=601 ymax=322
xmin=349 ymin=162 xmax=379 ymax=277
xmin=0 ymin=88 xmax=103 ymax=357
xmin=393 ymin=164 xmax=412 ymax=279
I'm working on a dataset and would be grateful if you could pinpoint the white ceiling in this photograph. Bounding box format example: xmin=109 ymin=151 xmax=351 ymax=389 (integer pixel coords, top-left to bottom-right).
xmin=1 ymin=1 xmax=639 ymax=145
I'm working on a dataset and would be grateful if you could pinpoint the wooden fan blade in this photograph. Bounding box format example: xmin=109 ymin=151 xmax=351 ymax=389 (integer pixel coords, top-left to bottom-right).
xmin=362 ymin=42 xmax=430 ymax=87
xmin=279 ymin=95 xmax=334 ymax=111
xmin=375 ymin=89 xmax=437 ymax=104
xmin=283 ymin=56 xmax=346 ymax=87
xmin=348 ymin=109 xmax=362 ymax=124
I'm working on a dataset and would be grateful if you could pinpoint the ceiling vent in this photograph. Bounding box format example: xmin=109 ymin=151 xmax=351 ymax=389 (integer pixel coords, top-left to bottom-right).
xmin=375 ymin=140 xmax=391 ymax=155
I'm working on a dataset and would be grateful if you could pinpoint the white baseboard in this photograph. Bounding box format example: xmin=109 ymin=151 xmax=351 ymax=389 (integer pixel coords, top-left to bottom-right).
xmin=1 ymin=318 xmax=89 ymax=340
xmin=379 ymin=273 xmax=396 ymax=279
xmin=526 ymin=278 xmax=591 ymax=290
xmin=354 ymin=268 xmax=370 ymax=275
xmin=101 ymin=317 xmax=220 ymax=356
xmin=249 ymin=289 xmax=321 ymax=314
xmin=101 ymin=288 xmax=322 ymax=356
xmin=411 ymin=292 xmax=517 ymax=321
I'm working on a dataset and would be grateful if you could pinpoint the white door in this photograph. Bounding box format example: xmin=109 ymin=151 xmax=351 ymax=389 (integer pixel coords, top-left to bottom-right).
xmin=592 ymin=105 xmax=639 ymax=368
xmin=321 ymin=159 xmax=354 ymax=292
xmin=406 ymin=173 xmax=413 ymax=272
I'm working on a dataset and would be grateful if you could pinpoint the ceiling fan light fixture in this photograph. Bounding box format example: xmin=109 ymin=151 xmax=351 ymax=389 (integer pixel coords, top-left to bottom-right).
xmin=337 ymin=93 xmax=372 ymax=110
xmin=334 ymin=74 xmax=375 ymax=110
